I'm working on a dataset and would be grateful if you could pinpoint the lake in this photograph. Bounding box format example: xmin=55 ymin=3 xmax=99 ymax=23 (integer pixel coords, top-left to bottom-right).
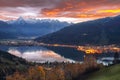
xmin=0 ymin=45 xmax=116 ymax=63
xmin=0 ymin=45 xmax=83 ymax=63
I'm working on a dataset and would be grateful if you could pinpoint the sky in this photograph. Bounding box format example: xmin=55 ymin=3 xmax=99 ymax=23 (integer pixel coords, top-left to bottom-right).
xmin=0 ymin=0 xmax=120 ymax=23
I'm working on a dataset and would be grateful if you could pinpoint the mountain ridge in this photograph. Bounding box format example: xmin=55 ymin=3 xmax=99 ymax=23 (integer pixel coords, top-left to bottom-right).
xmin=36 ymin=15 xmax=120 ymax=45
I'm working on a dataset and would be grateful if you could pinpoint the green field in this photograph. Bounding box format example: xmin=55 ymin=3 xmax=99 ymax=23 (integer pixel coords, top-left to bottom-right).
xmin=85 ymin=64 xmax=120 ymax=80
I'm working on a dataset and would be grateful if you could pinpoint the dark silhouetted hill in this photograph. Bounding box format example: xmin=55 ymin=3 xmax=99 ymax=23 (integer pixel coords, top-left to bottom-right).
xmin=36 ymin=15 xmax=120 ymax=45
xmin=0 ymin=50 xmax=28 ymax=80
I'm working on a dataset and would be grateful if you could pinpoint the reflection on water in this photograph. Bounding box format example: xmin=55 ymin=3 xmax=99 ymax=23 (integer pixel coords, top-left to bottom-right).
xmin=0 ymin=46 xmax=74 ymax=63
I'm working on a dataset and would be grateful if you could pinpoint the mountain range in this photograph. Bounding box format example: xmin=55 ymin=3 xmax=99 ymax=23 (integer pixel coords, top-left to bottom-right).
xmin=0 ymin=17 xmax=72 ymax=39
xmin=36 ymin=15 xmax=120 ymax=45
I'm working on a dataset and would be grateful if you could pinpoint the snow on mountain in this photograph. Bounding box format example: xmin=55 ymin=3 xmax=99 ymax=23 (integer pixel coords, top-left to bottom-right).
xmin=1 ymin=17 xmax=72 ymax=39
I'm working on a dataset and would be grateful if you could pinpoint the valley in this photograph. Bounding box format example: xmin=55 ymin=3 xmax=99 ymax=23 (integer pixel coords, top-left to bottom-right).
xmin=0 ymin=9 xmax=120 ymax=80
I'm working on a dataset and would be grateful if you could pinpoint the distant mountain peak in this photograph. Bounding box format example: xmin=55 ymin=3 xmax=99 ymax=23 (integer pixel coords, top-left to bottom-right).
xmin=15 ymin=16 xmax=26 ymax=25
xmin=17 ymin=16 xmax=24 ymax=21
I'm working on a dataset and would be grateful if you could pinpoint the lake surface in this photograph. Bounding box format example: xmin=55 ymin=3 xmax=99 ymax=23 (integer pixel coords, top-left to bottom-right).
xmin=0 ymin=45 xmax=116 ymax=63
xmin=0 ymin=45 xmax=78 ymax=63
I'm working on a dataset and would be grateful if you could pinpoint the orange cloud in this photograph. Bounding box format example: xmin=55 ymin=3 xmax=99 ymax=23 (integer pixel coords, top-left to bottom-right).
xmin=41 ymin=9 xmax=60 ymax=17
xmin=0 ymin=0 xmax=120 ymax=21
xmin=98 ymin=9 xmax=120 ymax=13
xmin=41 ymin=0 xmax=120 ymax=19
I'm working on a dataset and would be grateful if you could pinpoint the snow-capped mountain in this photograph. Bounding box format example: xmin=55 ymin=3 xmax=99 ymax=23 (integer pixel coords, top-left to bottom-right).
xmin=0 ymin=17 xmax=72 ymax=39
xmin=7 ymin=17 xmax=72 ymax=25
xmin=7 ymin=17 xmax=26 ymax=25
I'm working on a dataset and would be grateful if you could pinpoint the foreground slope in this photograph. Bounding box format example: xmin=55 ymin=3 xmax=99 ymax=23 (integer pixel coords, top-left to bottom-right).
xmin=36 ymin=15 xmax=120 ymax=45
xmin=85 ymin=64 xmax=120 ymax=80
xmin=0 ymin=50 xmax=28 ymax=80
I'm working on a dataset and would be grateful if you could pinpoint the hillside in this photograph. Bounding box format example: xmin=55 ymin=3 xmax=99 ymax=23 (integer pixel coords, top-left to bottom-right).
xmin=0 ymin=50 xmax=28 ymax=80
xmin=85 ymin=64 xmax=120 ymax=80
xmin=36 ymin=15 xmax=120 ymax=45
xmin=0 ymin=21 xmax=17 ymax=39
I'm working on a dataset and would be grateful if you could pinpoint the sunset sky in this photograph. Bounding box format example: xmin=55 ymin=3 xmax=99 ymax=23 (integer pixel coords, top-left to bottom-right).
xmin=0 ymin=0 xmax=120 ymax=23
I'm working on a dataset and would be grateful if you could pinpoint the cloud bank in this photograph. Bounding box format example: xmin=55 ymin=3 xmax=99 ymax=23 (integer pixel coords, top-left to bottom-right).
xmin=0 ymin=0 xmax=120 ymax=22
